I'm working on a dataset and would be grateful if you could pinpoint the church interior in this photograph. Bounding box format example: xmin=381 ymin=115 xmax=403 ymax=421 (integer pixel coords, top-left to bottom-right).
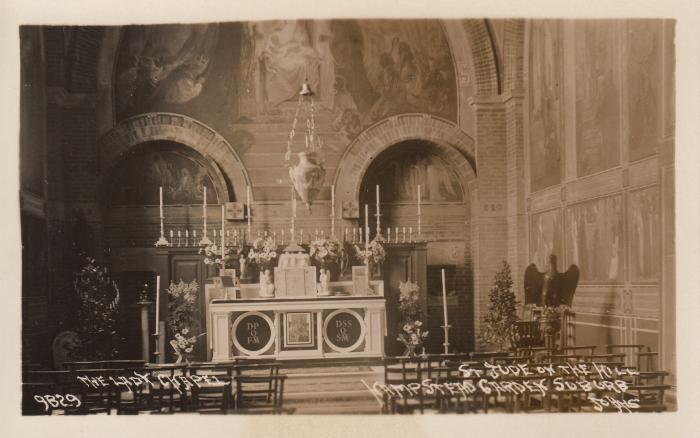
xmin=19 ymin=18 xmax=677 ymax=415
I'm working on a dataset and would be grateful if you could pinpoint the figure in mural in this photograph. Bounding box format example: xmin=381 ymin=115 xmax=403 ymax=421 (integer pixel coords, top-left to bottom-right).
xmin=630 ymin=189 xmax=660 ymax=281
xmin=530 ymin=210 xmax=561 ymax=272
xmin=116 ymin=24 xmax=219 ymax=115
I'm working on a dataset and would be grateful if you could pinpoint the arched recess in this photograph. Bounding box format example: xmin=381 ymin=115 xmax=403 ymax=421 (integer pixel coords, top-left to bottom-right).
xmin=98 ymin=112 xmax=252 ymax=202
xmin=333 ymin=114 xmax=476 ymax=205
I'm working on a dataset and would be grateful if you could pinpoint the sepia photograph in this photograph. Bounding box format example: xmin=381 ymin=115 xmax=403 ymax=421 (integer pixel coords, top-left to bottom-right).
xmin=4 ymin=0 xmax=700 ymax=436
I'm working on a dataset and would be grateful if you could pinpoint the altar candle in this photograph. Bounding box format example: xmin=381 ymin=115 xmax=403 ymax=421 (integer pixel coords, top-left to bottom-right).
xmin=246 ymin=186 xmax=252 ymax=237
xmin=221 ymin=228 xmax=225 ymax=258
xmin=365 ymin=205 xmax=369 ymax=250
xmin=159 ymin=186 xmax=164 ymax=219
xmin=170 ymin=230 xmax=173 ymax=241
xmin=203 ymin=186 xmax=207 ymax=234
xmin=395 ymin=227 xmax=399 ymax=243
xmin=352 ymin=228 xmax=356 ymax=243
xmin=441 ymin=269 xmax=448 ymax=326
xmin=155 ymin=276 xmax=160 ymax=336
xmin=376 ymin=185 xmax=381 ymax=233
xmin=409 ymin=227 xmax=413 ymax=242
xmin=387 ymin=227 xmax=391 ymax=243
xmin=194 ymin=230 xmax=197 ymax=242
xmin=221 ymin=204 xmax=225 ymax=239
xmin=358 ymin=227 xmax=362 ymax=243
xmin=417 ymin=184 xmax=422 ymax=235
xmin=331 ymin=185 xmax=336 ymax=237
xmin=403 ymin=227 xmax=406 ymax=243
xmin=186 ymin=230 xmax=189 ymax=246
xmin=178 ymin=230 xmax=181 ymax=247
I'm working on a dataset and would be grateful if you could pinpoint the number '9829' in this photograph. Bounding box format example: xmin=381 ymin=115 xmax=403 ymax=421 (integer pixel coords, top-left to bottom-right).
xmin=33 ymin=394 xmax=81 ymax=411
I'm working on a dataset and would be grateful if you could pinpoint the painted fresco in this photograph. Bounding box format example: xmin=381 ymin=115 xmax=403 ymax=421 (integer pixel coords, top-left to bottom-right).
xmin=115 ymin=23 xmax=241 ymax=140
xmin=109 ymin=142 xmax=220 ymax=205
xmin=629 ymin=187 xmax=660 ymax=282
xmin=575 ymin=21 xmax=620 ymax=177
xmin=529 ymin=209 xmax=562 ymax=272
xmin=365 ymin=144 xmax=463 ymax=202
xmin=529 ymin=20 xmax=562 ymax=192
xmin=627 ymin=20 xmax=660 ymax=161
xmin=238 ymin=20 xmax=456 ymax=136
xmin=566 ymin=196 xmax=624 ymax=283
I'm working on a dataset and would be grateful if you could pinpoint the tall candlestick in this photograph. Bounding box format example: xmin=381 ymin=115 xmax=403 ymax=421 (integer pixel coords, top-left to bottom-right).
xmin=203 ymin=186 xmax=207 ymax=231
xmin=159 ymin=186 xmax=164 ymax=219
xmin=375 ymin=185 xmax=381 ymax=235
xmin=365 ymin=204 xmax=369 ymax=250
xmin=395 ymin=227 xmax=399 ymax=244
xmin=441 ymin=269 xmax=448 ymax=326
xmin=155 ymin=276 xmax=160 ymax=336
xmin=359 ymin=227 xmax=362 ymax=244
xmin=387 ymin=227 xmax=391 ymax=243
xmin=247 ymin=186 xmax=252 ymax=239
xmin=186 ymin=230 xmax=189 ymax=246
xmin=155 ymin=186 xmax=170 ymax=247
xmin=170 ymin=230 xmax=173 ymax=241
xmin=177 ymin=230 xmax=181 ymax=247
xmin=221 ymin=204 xmax=225 ymax=240
xmin=402 ymin=227 xmax=406 ymax=243
xmin=221 ymin=228 xmax=225 ymax=259
xmin=331 ymin=185 xmax=335 ymax=237
xmin=417 ymin=184 xmax=422 ymax=237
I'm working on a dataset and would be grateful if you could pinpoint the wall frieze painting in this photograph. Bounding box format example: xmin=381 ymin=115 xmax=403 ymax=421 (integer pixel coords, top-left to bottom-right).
xmin=629 ymin=187 xmax=660 ymax=283
xmin=574 ymin=21 xmax=621 ymax=177
xmin=114 ymin=20 xmax=457 ymax=152
xmin=529 ymin=20 xmax=563 ymax=192
xmin=529 ymin=208 xmax=562 ymax=272
xmin=566 ymin=196 xmax=624 ymax=284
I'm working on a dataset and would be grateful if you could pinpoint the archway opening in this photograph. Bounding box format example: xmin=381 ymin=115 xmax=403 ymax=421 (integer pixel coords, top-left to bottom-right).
xmin=359 ymin=139 xmax=474 ymax=354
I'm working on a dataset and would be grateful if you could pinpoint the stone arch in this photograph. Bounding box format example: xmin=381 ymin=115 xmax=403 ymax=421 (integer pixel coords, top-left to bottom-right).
xmin=462 ymin=19 xmax=501 ymax=96
xmin=98 ymin=112 xmax=252 ymax=201
xmin=333 ymin=114 xmax=476 ymax=204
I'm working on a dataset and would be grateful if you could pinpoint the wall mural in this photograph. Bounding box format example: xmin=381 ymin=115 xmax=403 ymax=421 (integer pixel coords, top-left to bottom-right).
xmin=108 ymin=142 xmax=221 ymax=205
xmin=575 ymin=21 xmax=620 ymax=177
xmin=364 ymin=142 xmax=463 ymax=202
xmin=529 ymin=209 xmax=562 ymax=272
xmin=627 ymin=20 xmax=660 ymax=162
xmin=529 ymin=20 xmax=563 ymax=192
xmin=629 ymin=187 xmax=660 ymax=282
xmin=115 ymin=23 xmax=242 ymax=143
xmin=566 ymin=196 xmax=624 ymax=283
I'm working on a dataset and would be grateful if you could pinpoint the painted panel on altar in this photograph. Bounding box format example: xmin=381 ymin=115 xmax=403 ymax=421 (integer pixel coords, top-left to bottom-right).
xmin=108 ymin=141 xmax=221 ymax=205
xmin=629 ymin=187 xmax=660 ymax=282
xmin=574 ymin=21 xmax=620 ymax=177
xmin=529 ymin=20 xmax=563 ymax=192
xmin=284 ymin=312 xmax=314 ymax=347
xmin=363 ymin=141 xmax=463 ymax=202
xmin=627 ymin=20 xmax=661 ymax=161
xmin=529 ymin=208 xmax=563 ymax=272
xmin=565 ymin=196 xmax=624 ymax=283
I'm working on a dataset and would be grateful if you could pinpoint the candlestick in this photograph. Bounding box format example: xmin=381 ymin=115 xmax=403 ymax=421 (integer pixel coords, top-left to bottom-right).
xmin=203 ymin=186 xmax=207 ymax=231
xmin=402 ymin=227 xmax=406 ymax=243
xmin=395 ymin=227 xmax=399 ymax=244
xmin=177 ymin=230 xmax=181 ymax=247
xmin=247 ymin=186 xmax=252 ymax=238
xmin=331 ymin=184 xmax=336 ymax=237
xmin=417 ymin=184 xmax=422 ymax=238
xmin=185 ymin=230 xmax=189 ymax=246
xmin=365 ymin=204 xmax=369 ymax=250
xmin=170 ymin=230 xmax=173 ymax=241
xmin=352 ymin=228 xmax=356 ymax=243
xmin=155 ymin=186 xmax=170 ymax=247
xmin=221 ymin=228 xmax=225 ymax=259
xmin=375 ymin=185 xmax=381 ymax=236
xmin=442 ymin=269 xmax=448 ymax=325
xmin=359 ymin=227 xmax=363 ymax=244
xmin=387 ymin=227 xmax=391 ymax=243
xmin=155 ymin=276 xmax=160 ymax=336
xmin=221 ymin=204 xmax=225 ymax=242
xmin=409 ymin=227 xmax=413 ymax=242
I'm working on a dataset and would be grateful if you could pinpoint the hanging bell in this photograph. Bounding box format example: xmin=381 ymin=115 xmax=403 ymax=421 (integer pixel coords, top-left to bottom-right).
xmin=299 ymin=81 xmax=314 ymax=96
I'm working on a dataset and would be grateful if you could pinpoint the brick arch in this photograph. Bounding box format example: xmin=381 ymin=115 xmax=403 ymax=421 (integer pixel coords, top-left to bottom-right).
xmin=333 ymin=114 xmax=476 ymax=204
xmin=502 ymin=19 xmax=525 ymax=93
xmin=462 ymin=19 xmax=501 ymax=96
xmin=98 ymin=112 xmax=251 ymax=201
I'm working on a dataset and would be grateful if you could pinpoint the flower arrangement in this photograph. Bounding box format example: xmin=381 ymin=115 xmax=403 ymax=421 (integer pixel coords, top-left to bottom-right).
xmin=166 ymin=280 xmax=200 ymax=338
xmin=248 ymin=236 xmax=278 ymax=269
xmin=398 ymin=280 xmax=421 ymax=324
xmin=169 ymin=328 xmax=206 ymax=362
xmin=199 ymin=241 xmax=240 ymax=270
xmin=73 ymin=258 xmax=121 ymax=360
xmin=396 ymin=321 xmax=429 ymax=356
xmin=354 ymin=238 xmax=386 ymax=266
xmin=309 ymin=237 xmax=341 ymax=264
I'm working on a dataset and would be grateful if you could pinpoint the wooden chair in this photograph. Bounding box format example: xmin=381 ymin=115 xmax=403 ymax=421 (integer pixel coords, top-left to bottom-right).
xmin=560 ymin=345 xmax=597 ymax=357
xmin=146 ymin=363 xmax=189 ymax=413
xmin=605 ymin=344 xmax=646 ymax=367
xmin=233 ymin=359 xmax=281 ymax=407
xmin=234 ymin=374 xmax=293 ymax=414
xmin=187 ymin=362 xmax=235 ymax=413
xmin=383 ymin=356 xmax=426 ymax=414
xmin=67 ymin=368 xmax=123 ymax=414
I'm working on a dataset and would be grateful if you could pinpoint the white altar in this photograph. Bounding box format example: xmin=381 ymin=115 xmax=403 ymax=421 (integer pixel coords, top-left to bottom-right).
xmin=208 ymin=281 xmax=386 ymax=360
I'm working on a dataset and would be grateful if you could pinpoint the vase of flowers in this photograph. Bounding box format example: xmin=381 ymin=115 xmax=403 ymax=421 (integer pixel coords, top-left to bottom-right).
xmin=397 ymin=321 xmax=429 ymax=358
xmin=309 ymin=237 xmax=342 ymax=281
xmin=166 ymin=280 xmax=201 ymax=362
xmin=170 ymin=328 xmax=206 ymax=363
xmin=354 ymin=239 xmax=386 ymax=279
xmin=200 ymin=241 xmax=240 ymax=273
xmin=248 ymin=236 xmax=278 ymax=297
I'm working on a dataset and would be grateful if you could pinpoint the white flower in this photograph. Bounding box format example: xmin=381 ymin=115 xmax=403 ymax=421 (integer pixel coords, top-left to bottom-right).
xmin=185 ymin=347 xmax=193 ymax=353
xmin=182 ymin=328 xmax=189 ymax=335
xmin=414 ymin=321 xmax=422 ymax=327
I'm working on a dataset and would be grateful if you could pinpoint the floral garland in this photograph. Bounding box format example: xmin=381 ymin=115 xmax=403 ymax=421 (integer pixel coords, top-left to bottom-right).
xmin=248 ymin=236 xmax=278 ymax=269
xmin=309 ymin=237 xmax=341 ymax=264
xmin=354 ymin=238 xmax=386 ymax=266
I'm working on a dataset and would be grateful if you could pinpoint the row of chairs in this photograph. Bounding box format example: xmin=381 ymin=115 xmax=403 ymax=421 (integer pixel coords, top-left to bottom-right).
xmin=22 ymin=359 xmax=293 ymax=415
xmin=382 ymin=344 xmax=671 ymax=414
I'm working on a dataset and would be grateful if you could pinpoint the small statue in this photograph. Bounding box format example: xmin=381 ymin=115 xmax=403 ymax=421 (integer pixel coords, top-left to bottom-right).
xmin=524 ymin=254 xmax=580 ymax=307
xmin=317 ymin=268 xmax=330 ymax=296
xmin=259 ymin=268 xmax=275 ymax=297
xmin=239 ymin=254 xmax=248 ymax=281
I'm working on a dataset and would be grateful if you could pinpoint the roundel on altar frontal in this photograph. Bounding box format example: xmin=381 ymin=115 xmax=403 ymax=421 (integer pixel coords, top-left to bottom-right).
xmin=232 ymin=311 xmax=275 ymax=356
xmin=323 ymin=309 xmax=366 ymax=353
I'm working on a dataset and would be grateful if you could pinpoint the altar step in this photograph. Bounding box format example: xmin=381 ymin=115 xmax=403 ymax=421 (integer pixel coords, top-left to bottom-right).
xmin=281 ymin=365 xmax=383 ymax=414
